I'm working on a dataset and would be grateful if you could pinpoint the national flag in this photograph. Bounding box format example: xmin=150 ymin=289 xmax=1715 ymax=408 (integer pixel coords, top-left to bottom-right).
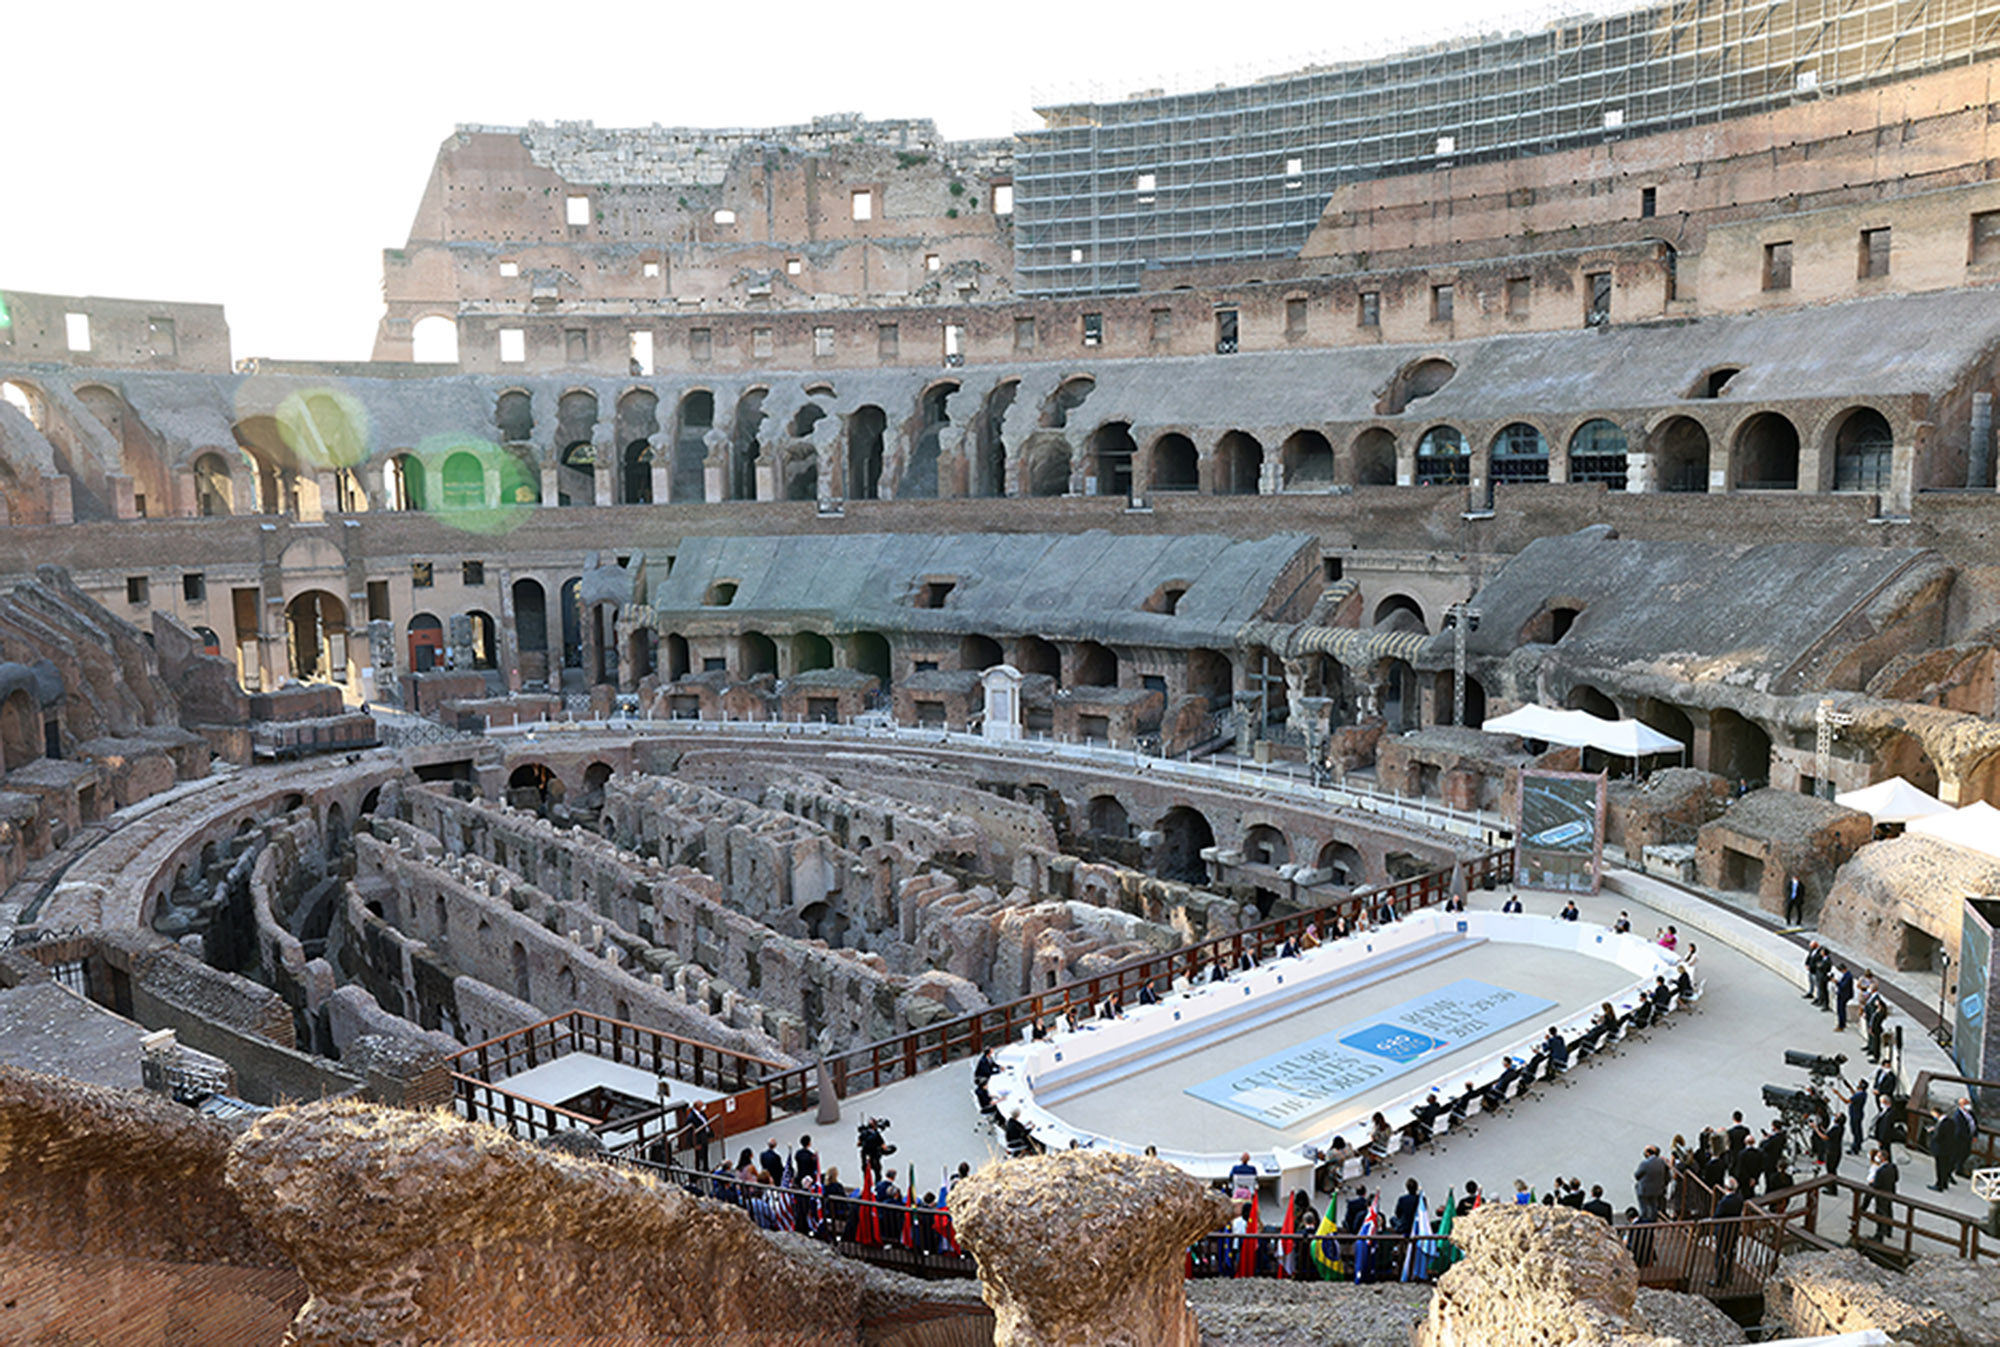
xmin=1352 ymin=1195 xmax=1381 ymax=1282
xmin=855 ymin=1165 xmax=880 ymax=1245
xmin=1234 ymin=1219 xmax=1258 ymax=1278
xmin=902 ymin=1190 xmax=919 ymax=1250
xmin=1309 ymin=1208 xmax=1343 ymax=1279
xmin=1431 ymin=1191 xmax=1463 ymax=1276
xmin=1401 ymin=1194 xmax=1432 ymax=1281
xmin=1276 ymin=1198 xmax=1299 ymax=1280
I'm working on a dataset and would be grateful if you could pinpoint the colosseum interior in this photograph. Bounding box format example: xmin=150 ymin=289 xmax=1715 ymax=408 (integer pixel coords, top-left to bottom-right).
xmin=5 ymin=1 xmax=2000 ymax=1342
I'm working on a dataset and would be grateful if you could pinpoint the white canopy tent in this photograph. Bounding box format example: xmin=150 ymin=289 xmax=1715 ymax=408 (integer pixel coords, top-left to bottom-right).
xmin=1906 ymin=799 xmax=2000 ymax=861
xmin=1482 ymin=705 xmax=1683 ymax=760
xmin=1833 ymin=776 xmax=1949 ymax=824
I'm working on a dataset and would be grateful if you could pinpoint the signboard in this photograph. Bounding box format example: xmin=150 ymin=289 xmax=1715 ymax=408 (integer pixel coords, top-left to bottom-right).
xmin=1956 ymin=898 xmax=1997 ymax=1100
xmin=1516 ymin=768 xmax=1607 ymax=894
xmin=1185 ymin=978 xmax=1556 ymax=1127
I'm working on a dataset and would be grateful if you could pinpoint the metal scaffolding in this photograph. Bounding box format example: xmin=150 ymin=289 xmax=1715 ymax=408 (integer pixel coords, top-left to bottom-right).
xmin=1014 ymin=0 xmax=2000 ymax=297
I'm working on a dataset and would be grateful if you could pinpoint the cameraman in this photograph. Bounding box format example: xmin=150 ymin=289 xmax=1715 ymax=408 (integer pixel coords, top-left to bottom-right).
xmin=858 ymin=1116 xmax=895 ymax=1172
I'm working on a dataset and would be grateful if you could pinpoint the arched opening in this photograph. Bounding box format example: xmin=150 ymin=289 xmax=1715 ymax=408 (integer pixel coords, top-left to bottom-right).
xmin=1414 ymin=425 xmax=1469 ymax=485
xmin=1156 ymin=806 xmax=1216 ymax=884
xmin=583 ymin=761 xmax=614 ymax=800
xmin=622 ymin=439 xmax=656 ymax=504
xmin=1959 ymin=750 xmax=2000 ymax=808
xmin=628 ymin=628 xmax=656 ymax=680
xmin=1243 ymin=824 xmax=1290 ymax=866
xmin=557 ymin=441 xmax=596 ymax=506
xmin=1830 ymin=407 xmax=1893 ymax=493
xmin=1519 ymin=602 xmax=1586 ymax=645
xmin=440 ymin=451 xmax=485 ymax=511
xmin=1316 ymin=840 xmax=1365 ymax=885
xmin=411 ymin=315 xmax=459 ymax=364
xmin=1653 ymin=417 xmax=1710 ymax=493
xmin=193 ymin=625 xmax=222 ymax=656
xmin=783 ymin=443 xmax=818 ymax=502
xmin=664 ymin=634 xmax=690 ymax=681
xmin=285 ymin=590 xmax=349 ymax=684
xmin=1372 ymin=595 xmax=1426 ymax=633
xmin=513 ymin=579 xmax=548 ymax=654
xmin=1 ymin=380 xmax=47 ymax=430
xmin=1072 ymin=641 xmax=1117 ymax=687
xmin=1216 ymin=430 xmax=1263 ymax=495
xmin=1874 ymin=730 xmax=1940 ymax=796
xmin=385 ymin=454 xmax=424 ymax=511
xmin=960 ymin=634 xmax=1003 ymax=670
xmin=0 ymin=689 xmax=41 ymax=773
xmin=1281 ymin=429 xmax=1335 ymax=488
xmin=792 ymin=631 xmax=834 ymax=672
xmin=1490 ymin=423 xmax=1549 ymax=486
xmin=1566 ymin=684 xmax=1619 ymax=720
xmin=1188 ymin=648 xmax=1232 ymax=702
xmin=496 ymin=389 xmax=534 ymax=443
xmin=851 ymin=631 xmax=891 ymax=684
xmin=674 ymin=390 xmax=714 ymax=502
xmin=1042 ymin=375 xmax=1096 ymax=428
xmin=901 ymin=383 xmax=954 ymax=499
xmin=1351 ymin=428 xmax=1397 ymax=486
xmin=730 ymin=389 xmax=767 ymax=501
xmin=512 ymin=941 xmax=532 ymax=1001
xmin=192 ymin=452 xmax=237 ymax=516
xmin=1023 ymin=433 xmax=1073 ymax=497
xmin=406 ymin=613 xmax=444 ymax=672
xmin=1381 ymin=659 xmax=1418 ymax=732
xmin=1086 ymin=795 xmax=1130 ymax=838
xmin=1089 ymin=422 xmax=1136 ymax=497
xmin=1016 ymin=636 xmax=1060 ymax=683
xmin=1568 ymin=419 xmax=1629 ymax=489
xmin=1150 ymin=433 xmax=1199 ymax=492
xmin=591 ymin=604 xmax=618 ymax=685
xmin=1381 ymin=357 xmax=1456 ymax=414
xmin=1432 ymin=671 xmax=1487 ymax=727
xmin=1734 ymin=412 xmax=1800 ymax=490
xmin=974 ymin=381 xmax=1017 ymax=498
xmin=560 ymin=579 xmax=584 ymax=669
xmin=464 ymin=610 xmax=499 ymax=670
xmin=847 ymin=405 xmax=886 ymax=500
xmin=1635 ymin=698 xmax=1695 ymax=761
xmin=1708 ymin=709 xmax=1772 ymax=787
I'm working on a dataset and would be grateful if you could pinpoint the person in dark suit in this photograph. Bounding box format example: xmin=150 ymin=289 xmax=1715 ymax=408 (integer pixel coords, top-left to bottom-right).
xmin=1784 ymin=874 xmax=1805 ymax=925
xmin=1582 ymin=1185 xmax=1615 ymax=1222
xmin=1710 ymin=1176 xmax=1746 ymax=1285
xmin=1725 ymin=1111 xmax=1751 ymax=1155
xmin=1929 ymin=1097 xmax=1977 ymax=1190
xmin=1731 ymin=1138 xmax=1765 ymax=1197
xmin=1392 ymin=1177 xmax=1423 ymax=1235
xmin=1559 ymin=900 xmax=1580 ymax=921
xmin=1871 ymin=1093 xmax=1902 ymax=1152
xmin=1501 ymin=894 xmax=1524 ymax=914
xmin=1867 ymin=1147 xmax=1899 ymax=1241
xmin=1633 ymin=1144 xmax=1669 ymax=1222
xmin=1805 ymin=943 xmax=1832 ymax=1008
xmin=1834 ymin=965 xmax=1856 ymax=1031
xmin=1846 ymin=1081 xmax=1868 ymax=1155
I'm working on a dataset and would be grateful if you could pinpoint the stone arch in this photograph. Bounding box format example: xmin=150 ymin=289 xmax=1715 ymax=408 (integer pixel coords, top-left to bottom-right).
xmin=1568 ymin=419 xmax=1629 ymax=489
xmin=1188 ymin=648 xmax=1232 ymax=702
xmin=1566 ymin=683 xmax=1619 ymax=720
xmin=1351 ymin=427 xmax=1397 ymax=486
xmin=1215 ymin=430 xmax=1263 ymax=495
xmin=407 ymin=612 xmax=444 ymax=671
xmin=1149 ymin=432 xmax=1199 ymax=493
xmin=385 ymin=453 xmax=425 ymax=511
xmin=1379 ymin=356 xmax=1456 ymax=415
xmin=851 ymin=631 xmax=891 ymax=684
xmin=440 ymin=451 xmax=485 ymax=511
xmin=673 ymin=389 xmax=714 ymax=501
xmin=847 ymin=404 xmax=887 ymax=501
xmin=0 ymin=688 xmax=40 ymax=773
xmin=192 ymin=451 xmax=237 ymax=516
xmin=1873 ymin=730 xmax=1940 ymax=796
xmin=960 ymin=634 xmax=1004 ymax=670
xmin=792 ymin=631 xmax=834 ymax=672
xmin=1432 ymin=671 xmax=1487 ymax=727
xmin=1414 ymin=425 xmax=1469 ymax=485
xmin=1490 ymin=422 xmax=1550 ymax=487
xmin=739 ymin=631 xmax=777 ymax=677
xmin=1827 ymin=405 xmax=1894 ymax=493
xmin=495 ymin=388 xmax=534 ymax=443
xmin=1316 ymin=840 xmax=1365 ymax=885
xmin=1708 ymin=708 xmax=1772 ymax=786
xmin=411 ymin=315 xmax=458 ymax=363
xmin=1040 ymin=374 xmax=1095 ymax=428
xmin=1281 ymin=429 xmax=1334 ymax=488
xmin=1651 ymin=416 xmax=1710 ymax=493
xmin=1021 ymin=432 xmax=1073 ymax=498
xmin=1733 ymin=412 xmax=1800 ymax=490
xmin=284 ymin=590 xmax=349 ymax=684
xmin=1016 ymin=635 xmax=1060 ymax=682
xmin=1242 ymin=823 xmax=1291 ymax=866
xmin=664 ymin=633 xmax=691 ymax=681
xmin=1089 ymin=422 xmax=1136 ymax=497
xmin=1156 ymin=805 xmax=1215 ymax=883
xmin=973 ymin=380 xmax=1018 ymax=499
xmin=901 ymin=381 xmax=956 ymax=499
xmin=729 ymin=388 xmax=767 ymax=501
xmin=1086 ymin=794 xmax=1130 ymax=838
xmin=1072 ymin=641 xmax=1117 ymax=687
xmin=1372 ymin=594 xmax=1427 ymax=632
xmin=464 ymin=609 xmax=499 ymax=669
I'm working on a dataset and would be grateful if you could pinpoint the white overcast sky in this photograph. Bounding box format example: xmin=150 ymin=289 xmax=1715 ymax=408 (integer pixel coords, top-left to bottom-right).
xmin=2 ymin=0 xmax=1579 ymax=362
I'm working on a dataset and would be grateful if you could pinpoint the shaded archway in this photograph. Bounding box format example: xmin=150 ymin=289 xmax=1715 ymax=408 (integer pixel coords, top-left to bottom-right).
xmin=1216 ymin=431 xmax=1263 ymax=495
xmin=974 ymin=382 xmax=1016 ymax=498
xmin=1414 ymin=425 xmax=1469 ymax=485
xmin=507 ymin=763 xmax=562 ymax=813
xmin=464 ymin=610 xmax=499 ymax=670
xmin=1188 ymin=648 xmax=1232 ymax=702
xmin=900 ymin=384 xmax=953 ymax=499
xmin=730 ymin=389 xmax=767 ymax=502
xmin=739 ymin=631 xmax=778 ymax=677
xmin=1566 ymin=684 xmax=1619 ymax=720
xmin=1734 ymin=413 xmax=1800 ymax=490
xmin=1072 ymin=641 xmax=1117 ymax=687
xmin=1149 ymin=433 xmax=1199 ymax=492
xmin=1156 ymin=806 xmax=1215 ymax=884
xmin=1086 ymin=794 xmax=1130 ymax=838
xmin=1089 ymin=422 xmax=1136 ymax=497
xmin=0 ymin=688 xmax=42 ymax=773
xmin=852 ymin=631 xmax=891 ymax=684
xmin=559 ymin=578 xmax=584 ymax=669
xmin=385 ymin=454 xmax=425 ymax=511
xmin=1023 ymin=433 xmax=1072 ymax=497
xmin=1281 ymin=429 xmax=1334 ymax=488
xmin=847 ymin=405 xmax=886 ymax=501
xmin=1373 ymin=594 xmax=1426 ymax=632
xmin=1432 ymin=671 xmax=1486 ymax=727
xmin=1490 ymin=423 xmax=1549 ymax=485
xmin=285 ymin=591 xmax=348 ymax=684
xmin=792 ymin=631 xmax=834 ymax=672
xmin=192 ymin=452 xmax=236 ymax=516
xmin=496 ymin=389 xmax=534 ymax=443
xmin=1315 ymin=840 xmax=1365 ymax=885
xmin=440 ymin=452 xmax=485 ymax=511
xmin=1352 ymin=428 xmax=1397 ymax=486
xmin=960 ymin=634 xmax=1004 ymax=670
xmin=674 ymin=390 xmax=714 ymax=502
xmin=1829 ymin=407 xmax=1893 ymax=493
xmin=664 ymin=633 xmax=690 ymax=681
xmin=1243 ymin=824 xmax=1290 ymax=866
xmin=1709 ymin=709 xmax=1772 ymax=786
xmin=1016 ymin=636 xmax=1060 ymax=682
xmin=1654 ymin=417 xmax=1710 ymax=493
xmin=622 ymin=439 xmax=656 ymax=504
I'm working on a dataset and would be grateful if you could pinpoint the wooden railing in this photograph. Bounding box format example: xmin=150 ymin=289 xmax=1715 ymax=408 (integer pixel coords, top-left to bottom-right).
xmin=448 ymin=1008 xmax=785 ymax=1093
xmin=758 ymin=846 xmax=1515 ymax=1117
xmin=1904 ymin=1071 xmax=1999 ymax=1173
xmin=1756 ymin=1173 xmax=2000 ymax=1265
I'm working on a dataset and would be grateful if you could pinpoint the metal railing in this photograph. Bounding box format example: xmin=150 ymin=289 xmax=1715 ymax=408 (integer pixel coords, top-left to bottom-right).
xmin=757 ymin=847 xmax=1514 ymax=1118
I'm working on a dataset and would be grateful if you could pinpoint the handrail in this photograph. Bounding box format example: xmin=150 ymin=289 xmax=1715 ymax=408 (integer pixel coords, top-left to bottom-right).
xmin=756 ymin=847 xmax=1515 ymax=1116
xmin=446 ymin=1007 xmax=787 ymax=1095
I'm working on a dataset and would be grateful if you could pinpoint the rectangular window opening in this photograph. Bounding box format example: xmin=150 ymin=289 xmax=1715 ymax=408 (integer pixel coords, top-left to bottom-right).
xmin=1285 ymin=297 xmax=1307 ymax=338
xmin=642 ymin=261 xmax=660 ymax=278
xmin=412 ymin=562 xmax=434 ymax=589
xmin=877 ymin=323 xmax=899 ymax=361
xmin=1214 ymin=308 xmax=1239 ymax=353
xmin=851 ymin=190 xmax=874 ymax=221
xmin=786 ymin=257 xmax=802 ymax=276
xmin=1972 ymin=211 xmax=2000 ymax=265
xmin=813 ymin=325 xmax=835 ymax=357
xmin=499 ymin=328 xmax=526 ymax=363
xmin=65 ymin=313 xmax=91 ymax=352
xmin=751 ymin=327 xmax=774 ymax=359
xmin=148 ymin=316 xmax=176 ymax=357
xmin=925 ymin=253 xmax=941 ymax=272
xmin=1586 ymin=271 xmax=1612 ymax=326
xmin=1014 ymin=316 xmax=1036 ymax=353
xmin=1860 ymin=227 xmax=1891 ymax=279
xmin=499 ymin=260 xmax=520 ymax=278
xmin=126 ymin=575 xmax=149 ymax=605
xmin=367 ymin=580 xmax=389 ymax=623
xmin=566 ymin=195 xmax=591 ymax=226
xmin=992 ymin=183 xmax=1013 ymax=215
xmin=1431 ymin=283 xmax=1455 ymax=323
xmin=1082 ymin=312 xmax=1103 ymax=347
xmin=182 ymin=573 xmax=206 ymax=603
xmin=1359 ymin=291 xmax=1380 ymax=327
xmin=1640 ymin=186 xmax=1657 ymax=218
xmin=689 ymin=327 xmax=712 ymax=362
xmin=1150 ymin=307 xmax=1172 ymax=344
xmin=629 ymin=331 xmax=654 ymax=376
xmin=462 ymin=561 xmax=485 ymax=586
xmin=1506 ymin=276 xmax=1531 ymax=318
xmin=1763 ymin=240 xmax=1794 ymax=291
xmin=564 ymin=329 xmax=588 ymax=364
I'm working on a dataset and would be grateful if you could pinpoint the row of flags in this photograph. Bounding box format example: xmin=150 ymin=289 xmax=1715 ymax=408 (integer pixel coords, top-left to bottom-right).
xmin=1217 ymin=1190 xmax=1468 ymax=1282
xmin=713 ymin=1158 xmax=962 ymax=1255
